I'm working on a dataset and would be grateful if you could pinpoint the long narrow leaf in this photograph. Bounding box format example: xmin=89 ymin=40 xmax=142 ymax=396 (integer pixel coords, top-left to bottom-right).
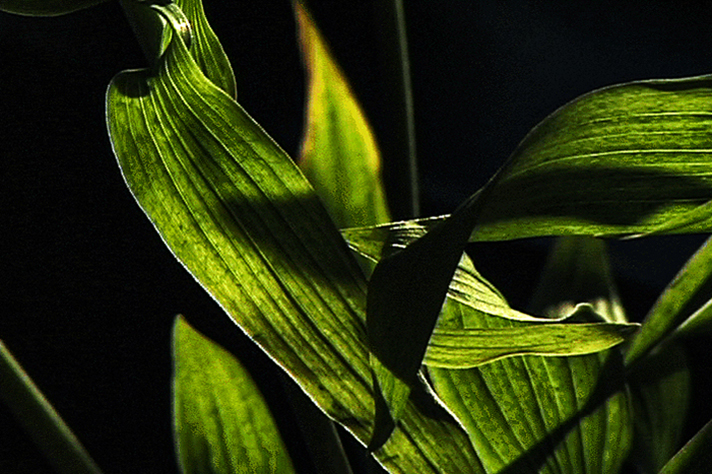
xmin=173 ymin=316 xmax=296 ymax=474
xmin=425 ymin=319 xmax=637 ymax=369
xmin=0 ymin=0 xmax=106 ymax=16
xmin=659 ymin=419 xmax=712 ymax=474
xmin=295 ymin=1 xmax=390 ymax=229
xmin=625 ymin=235 xmax=712 ymax=366
xmin=0 ymin=340 xmax=103 ymax=474
xmin=106 ymin=9 xmax=482 ymax=472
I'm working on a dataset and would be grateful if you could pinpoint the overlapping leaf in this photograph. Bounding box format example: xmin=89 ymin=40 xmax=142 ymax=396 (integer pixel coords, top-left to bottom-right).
xmin=106 ymin=6 xmax=482 ymax=472
xmin=172 ymin=316 xmax=296 ymax=474
xmin=0 ymin=0 xmax=105 ymax=16
xmin=659 ymin=419 xmax=712 ymax=474
xmin=365 ymin=75 xmax=712 ymax=449
xmin=428 ymin=237 xmax=633 ymax=473
xmin=295 ymin=1 xmax=390 ymax=229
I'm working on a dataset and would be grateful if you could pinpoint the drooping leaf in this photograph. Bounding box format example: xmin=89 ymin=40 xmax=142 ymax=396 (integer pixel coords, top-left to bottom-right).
xmin=0 ymin=0 xmax=105 ymax=16
xmin=425 ymin=317 xmax=637 ymax=369
xmin=106 ymin=8 xmax=482 ymax=472
xmin=365 ymin=75 xmax=712 ymax=447
xmin=295 ymin=1 xmax=390 ymax=229
xmin=172 ymin=316 xmax=296 ymax=474
xmin=625 ymin=235 xmax=712 ymax=366
xmin=658 ymin=419 xmax=712 ymax=474
xmin=428 ymin=236 xmax=633 ymax=474
xmin=0 ymin=340 xmax=103 ymax=474
xmin=627 ymin=344 xmax=690 ymax=474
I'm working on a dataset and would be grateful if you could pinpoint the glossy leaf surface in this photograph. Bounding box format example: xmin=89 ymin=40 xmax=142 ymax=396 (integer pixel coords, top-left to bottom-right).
xmin=295 ymin=1 xmax=390 ymax=229
xmin=173 ymin=317 xmax=296 ymax=474
xmin=106 ymin=9 xmax=481 ymax=472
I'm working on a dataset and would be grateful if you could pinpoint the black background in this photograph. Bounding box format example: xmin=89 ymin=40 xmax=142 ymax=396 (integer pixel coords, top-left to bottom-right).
xmin=3 ymin=1 xmax=712 ymax=472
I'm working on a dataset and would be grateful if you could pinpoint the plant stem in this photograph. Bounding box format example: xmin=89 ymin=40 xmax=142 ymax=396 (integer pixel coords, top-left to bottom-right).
xmin=374 ymin=0 xmax=419 ymax=219
xmin=0 ymin=340 xmax=103 ymax=474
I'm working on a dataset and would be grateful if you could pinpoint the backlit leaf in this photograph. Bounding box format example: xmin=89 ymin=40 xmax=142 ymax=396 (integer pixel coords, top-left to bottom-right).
xmin=173 ymin=316 xmax=296 ymax=474
xmin=365 ymin=76 xmax=712 ymax=446
xmin=106 ymin=7 xmax=481 ymax=472
xmin=625 ymin=235 xmax=712 ymax=366
xmin=295 ymin=1 xmax=390 ymax=229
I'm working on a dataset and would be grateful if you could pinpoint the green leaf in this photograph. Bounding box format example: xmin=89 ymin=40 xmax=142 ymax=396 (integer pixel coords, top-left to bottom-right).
xmin=429 ymin=350 xmax=632 ymax=474
xmin=106 ymin=10 xmax=482 ymax=472
xmin=625 ymin=235 xmax=712 ymax=366
xmin=473 ymin=75 xmax=712 ymax=242
xmin=0 ymin=340 xmax=103 ymax=474
xmin=425 ymin=317 xmax=637 ymax=369
xmin=0 ymin=0 xmax=106 ymax=16
xmin=172 ymin=316 xmax=296 ymax=474
xmin=427 ymin=238 xmax=633 ymax=473
xmin=628 ymin=345 xmax=690 ymax=474
xmin=365 ymin=75 xmax=712 ymax=447
xmin=659 ymin=418 xmax=712 ymax=474
xmin=295 ymin=1 xmax=390 ymax=229
xmin=119 ymin=0 xmax=236 ymax=98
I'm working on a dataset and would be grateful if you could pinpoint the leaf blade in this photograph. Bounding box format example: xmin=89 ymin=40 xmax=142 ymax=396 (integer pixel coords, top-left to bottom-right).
xmin=106 ymin=15 xmax=482 ymax=473
xmin=173 ymin=316 xmax=297 ymax=474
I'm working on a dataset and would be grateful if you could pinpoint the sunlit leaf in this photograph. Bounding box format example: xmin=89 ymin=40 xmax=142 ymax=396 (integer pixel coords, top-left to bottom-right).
xmin=0 ymin=0 xmax=105 ymax=16
xmin=425 ymin=317 xmax=637 ymax=369
xmin=295 ymin=1 xmax=390 ymax=229
xmin=172 ymin=316 xmax=296 ymax=474
xmin=119 ymin=0 xmax=236 ymax=98
xmin=625 ymin=235 xmax=712 ymax=366
xmin=428 ymin=236 xmax=633 ymax=473
xmin=658 ymin=418 xmax=712 ymax=474
xmin=106 ymin=7 xmax=482 ymax=472
xmin=365 ymin=76 xmax=712 ymax=447
xmin=628 ymin=345 xmax=690 ymax=474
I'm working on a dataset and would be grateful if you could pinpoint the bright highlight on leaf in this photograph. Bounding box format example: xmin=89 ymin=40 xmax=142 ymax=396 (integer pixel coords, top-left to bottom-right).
xmin=172 ymin=316 xmax=296 ymax=474
xmin=295 ymin=1 xmax=390 ymax=229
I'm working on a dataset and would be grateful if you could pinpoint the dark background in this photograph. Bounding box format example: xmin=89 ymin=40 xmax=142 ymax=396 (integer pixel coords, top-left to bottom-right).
xmin=2 ymin=1 xmax=712 ymax=472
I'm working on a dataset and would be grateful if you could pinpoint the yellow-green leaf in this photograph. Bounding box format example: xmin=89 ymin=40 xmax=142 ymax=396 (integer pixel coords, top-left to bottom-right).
xmin=106 ymin=7 xmax=482 ymax=472
xmin=172 ymin=316 xmax=296 ymax=474
xmin=295 ymin=1 xmax=390 ymax=229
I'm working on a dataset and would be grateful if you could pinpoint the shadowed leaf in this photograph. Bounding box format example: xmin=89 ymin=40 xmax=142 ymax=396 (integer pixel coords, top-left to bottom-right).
xmin=0 ymin=0 xmax=105 ymax=16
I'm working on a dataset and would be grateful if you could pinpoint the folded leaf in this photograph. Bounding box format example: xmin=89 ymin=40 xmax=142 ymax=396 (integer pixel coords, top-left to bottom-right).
xmin=106 ymin=8 xmax=482 ymax=472
xmin=172 ymin=316 xmax=296 ymax=474
xmin=0 ymin=0 xmax=106 ymax=16
xmin=295 ymin=1 xmax=390 ymax=229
